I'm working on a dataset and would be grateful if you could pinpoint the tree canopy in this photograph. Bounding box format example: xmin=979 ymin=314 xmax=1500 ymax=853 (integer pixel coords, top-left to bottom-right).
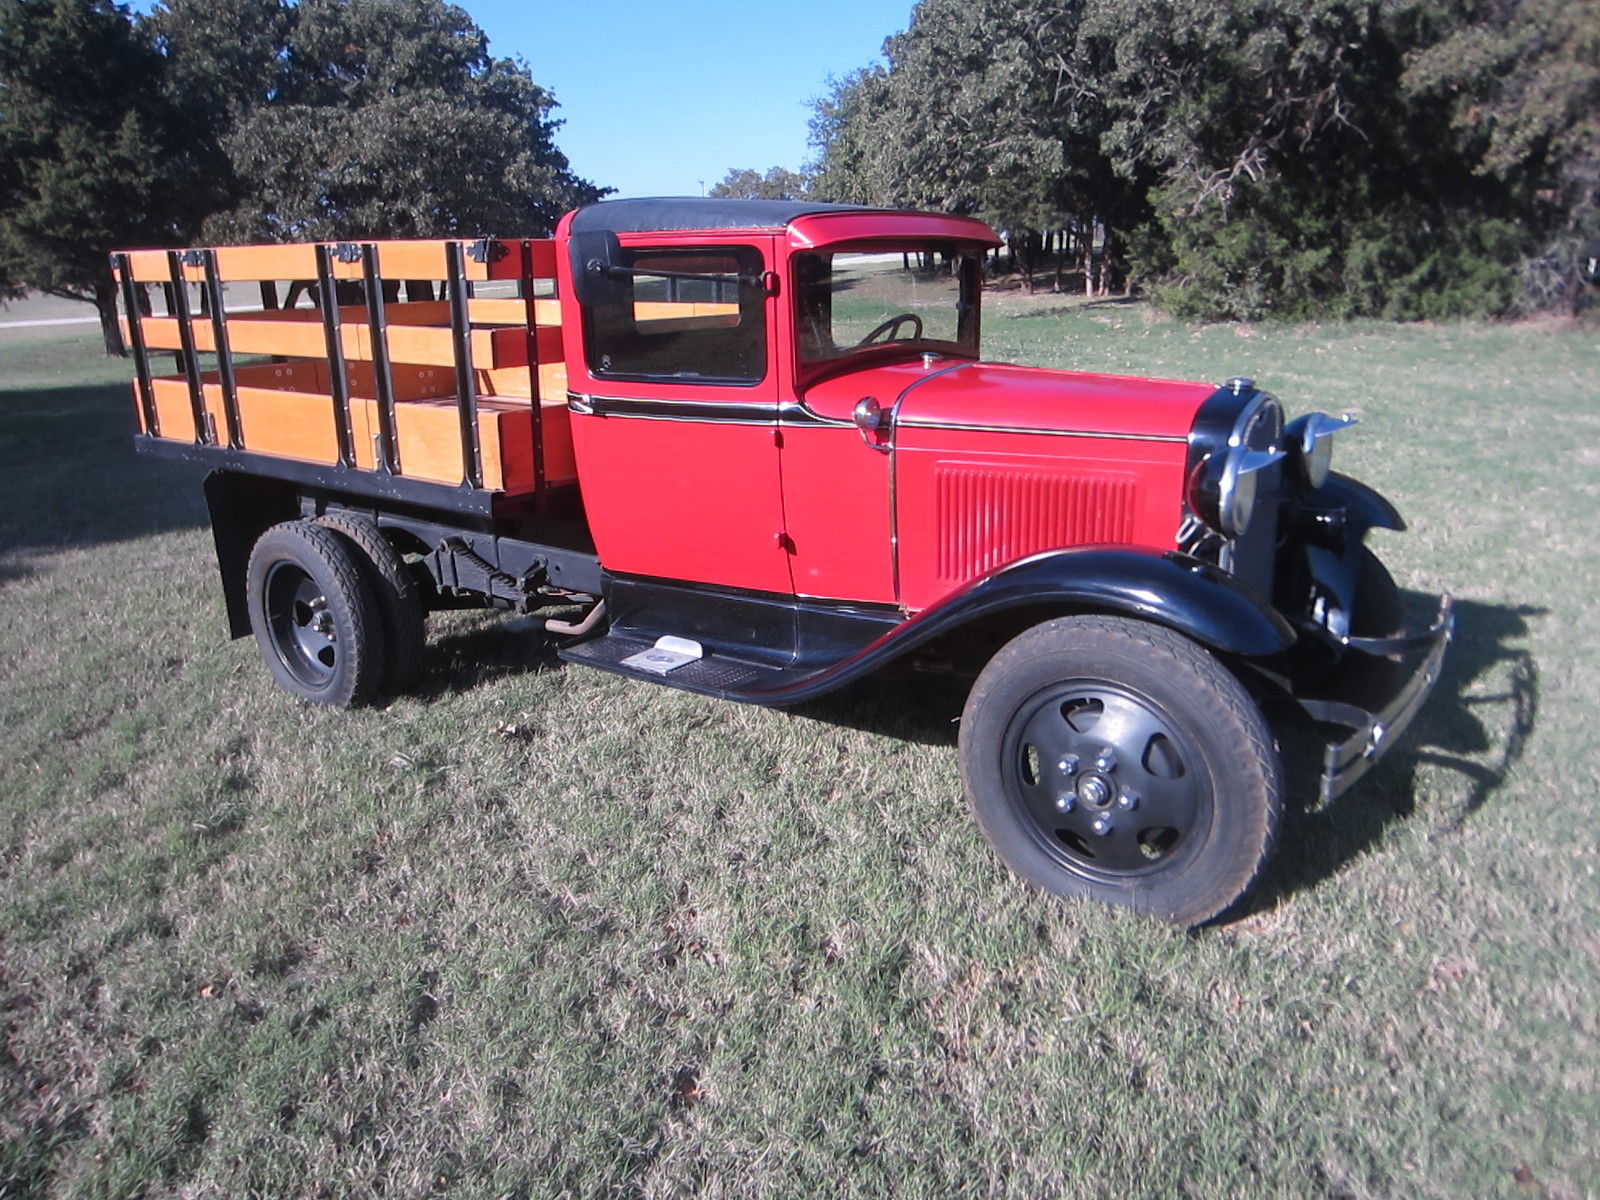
xmin=151 ymin=0 xmax=605 ymax=243
xmin=806 ymin=0 xmax=1599 ymax=318
xmin=708 ymin=166 xmax=812 ymax=201
xmin=0 ymin=0 xmax=604 ymax=352
xmin=0 ymin=0 xmax=219 ymax=352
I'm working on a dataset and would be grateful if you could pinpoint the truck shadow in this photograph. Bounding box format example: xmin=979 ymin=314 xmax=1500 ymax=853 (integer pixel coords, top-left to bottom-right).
xmin=0 ymin=379 xmax=209 ymax=584
xmin=411 ymin=615 xmax=568 ymax=700
xmin=792 ymin=594 xmax=1542 ymax=922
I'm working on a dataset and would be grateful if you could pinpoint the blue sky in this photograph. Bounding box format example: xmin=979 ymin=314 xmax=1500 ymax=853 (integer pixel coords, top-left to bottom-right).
xmin=464 ymin=0 xmax=913 ymax=198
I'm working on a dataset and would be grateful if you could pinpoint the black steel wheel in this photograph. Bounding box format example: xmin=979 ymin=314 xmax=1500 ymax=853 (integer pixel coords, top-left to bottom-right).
xmin=315 ymin=511 xmax=427 ymax=693
xmin=245 ymin=520 xmax=384 ymax=707
xmin=959 ymin=616 xmax=1281 ymax=926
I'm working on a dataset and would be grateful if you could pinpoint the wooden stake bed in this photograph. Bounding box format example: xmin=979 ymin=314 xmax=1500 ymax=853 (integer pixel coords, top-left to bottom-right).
xmin=114 ymin=237 xmax=570 ymax=497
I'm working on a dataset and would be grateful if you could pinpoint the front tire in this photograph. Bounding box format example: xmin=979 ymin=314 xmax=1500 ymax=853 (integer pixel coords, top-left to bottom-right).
xmin=958 ymin=616 xmax=1281 ymax=926
xmin=246 ymin=520 xmax=385 ymax=708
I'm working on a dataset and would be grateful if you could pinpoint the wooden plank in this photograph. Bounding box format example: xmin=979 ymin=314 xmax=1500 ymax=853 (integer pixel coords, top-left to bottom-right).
xmin=211 ymin=243 xmax=320 ymax=281
xmin=121 ymin=237 xmax=553 ymax=285
xmin=236 ymin=384 xmax=345 ymax=465
xmin=379 ymin=323 xmax=550 ymax=369
xmin=324 ymin=239 xmax=528 ymax=282
xmin=482 ymin=363 xmax=568 ymax=400
xmin=464 ymin=296 xmax=561 ymax=326
xmin=375 ymin=394 xmax=577 ymax=492
xmin=122 ymin=250 xmax=176 ymax=282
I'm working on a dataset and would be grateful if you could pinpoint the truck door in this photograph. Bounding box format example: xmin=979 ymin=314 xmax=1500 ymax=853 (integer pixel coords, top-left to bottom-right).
xmin=564 ymin=238 xmax=793 ymax=595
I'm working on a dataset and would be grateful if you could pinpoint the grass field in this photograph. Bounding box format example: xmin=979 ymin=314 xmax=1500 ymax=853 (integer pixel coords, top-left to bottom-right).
xmin=2 ymin=298 xmax=1597 ymax=1199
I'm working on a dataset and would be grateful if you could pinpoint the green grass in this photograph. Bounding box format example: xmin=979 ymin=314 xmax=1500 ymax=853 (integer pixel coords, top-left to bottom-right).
xmin=3 ymin=300 xmax=1598 ymax=1199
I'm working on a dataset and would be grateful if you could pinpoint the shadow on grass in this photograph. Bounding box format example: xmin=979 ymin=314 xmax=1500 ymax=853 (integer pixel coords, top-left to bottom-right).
xmin=409 ymin=616 xmax=567 ymax=701
xmin=0 ymin=378 xmax=208 ymax=577
xmin=1253 ymin=594 xmax=1541 ymax=916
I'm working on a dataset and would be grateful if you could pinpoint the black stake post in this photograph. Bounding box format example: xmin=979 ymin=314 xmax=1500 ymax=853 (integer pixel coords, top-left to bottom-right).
xmin=360 ymin=244 xmax=401 ymax=476
xmin=201 ymin=250 xmax=243 ymax=449
xmin=314 ymin=243 xmax=357 ymax=469
xmin=166 ymin=251 xmax=211 ymax=445
xmin=446 ymin=240 xmax=484 ymax=490
xmin=520 ymin=241 xmax=546 ymax=496
xmin=114 ymin=255 xmax=159 ymax=438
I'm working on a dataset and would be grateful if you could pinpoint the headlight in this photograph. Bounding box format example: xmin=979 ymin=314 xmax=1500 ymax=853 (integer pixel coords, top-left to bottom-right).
xmin=1286 ymin=412 xmax=1358 ymax=488
xmin=1187 ymin=392 xmax=1285 ymax=537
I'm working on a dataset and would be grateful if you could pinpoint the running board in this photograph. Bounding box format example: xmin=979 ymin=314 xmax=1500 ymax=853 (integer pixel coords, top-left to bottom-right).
xmin=558 ymin=632 xmax=791 ymax=699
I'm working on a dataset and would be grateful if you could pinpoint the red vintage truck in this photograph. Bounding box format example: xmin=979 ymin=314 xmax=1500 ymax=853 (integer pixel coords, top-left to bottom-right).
xmin=115 ymin=197 xmax=1451 ymax=925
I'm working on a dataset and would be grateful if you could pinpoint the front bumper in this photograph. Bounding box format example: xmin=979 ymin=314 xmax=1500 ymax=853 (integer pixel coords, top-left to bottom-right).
xmin=1298 ymin=594 xmax=1455 ymax=803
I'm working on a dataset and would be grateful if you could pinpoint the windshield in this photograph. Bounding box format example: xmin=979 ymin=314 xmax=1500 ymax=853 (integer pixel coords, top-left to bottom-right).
xmin=794 ymin=245 xmax=981 ymax=374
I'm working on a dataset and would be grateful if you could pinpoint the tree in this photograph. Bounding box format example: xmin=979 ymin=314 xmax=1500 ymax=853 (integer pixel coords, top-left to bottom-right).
xmin=809 ymin=0 xmax=1560 ymax=318
xmin=151 ymin=0 xmax=606 ymax=242
xmin=709 ymin=167 xmax=811 ymax=200
xmin=1404 ymin=0 xmax=1600 ymax=313
xmin=0 ymin=0 xmax=217 ymax=354
xmin=808 ymin=0 xmax=1147 ymax=294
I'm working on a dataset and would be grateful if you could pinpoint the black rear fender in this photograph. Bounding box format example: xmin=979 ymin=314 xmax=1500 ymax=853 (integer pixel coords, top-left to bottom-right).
xmin=203 ymin=471 xmax=301 ymax=638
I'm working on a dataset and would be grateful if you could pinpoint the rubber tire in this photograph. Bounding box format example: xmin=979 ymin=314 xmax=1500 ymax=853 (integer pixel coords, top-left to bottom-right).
xmin=958 ymin=615 xmax=1282 ymax=927
xmin=315 ymin=512 xmax=427 ymax=693
xmin=245 ymin=520 xmax=385 ymax=708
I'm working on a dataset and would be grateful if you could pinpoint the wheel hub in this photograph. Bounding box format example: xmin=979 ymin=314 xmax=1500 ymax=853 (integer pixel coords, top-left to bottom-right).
xmin=1002 ymin=681 xmax=1207 ymax=879
xmin=1076 ymin=774 xmax=1114 ymax=807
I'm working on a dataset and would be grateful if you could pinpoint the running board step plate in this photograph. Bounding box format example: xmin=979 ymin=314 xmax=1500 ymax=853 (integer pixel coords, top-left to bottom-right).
xmin=559 ymin=632 xmax=784 ymax=697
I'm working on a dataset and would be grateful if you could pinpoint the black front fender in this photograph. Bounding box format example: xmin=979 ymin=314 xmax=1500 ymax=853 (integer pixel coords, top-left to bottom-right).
xmin=919 ymin=547 xmax=1296 ymax=658
xmin=736 ymin=546 xmax=1294 ymax=706
xmin=1308 ymin=471 xmax=1406 ymax=537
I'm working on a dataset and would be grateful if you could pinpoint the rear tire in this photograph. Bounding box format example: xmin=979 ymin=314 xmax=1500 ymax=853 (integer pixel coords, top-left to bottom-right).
xmin=246 ymin=520 xmax=384 ymax=708
xmin=316 ymin=511 xmax=426 ymax=693
xmin=958 ymin=616 xmax=1281 ymax=927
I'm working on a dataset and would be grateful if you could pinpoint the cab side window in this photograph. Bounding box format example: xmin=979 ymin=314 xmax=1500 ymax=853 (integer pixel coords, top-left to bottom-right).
xmin=584 ymin=246 xmax=767 ymax=385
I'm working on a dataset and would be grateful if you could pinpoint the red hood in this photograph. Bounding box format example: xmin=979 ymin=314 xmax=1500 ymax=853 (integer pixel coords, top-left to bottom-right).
xmin=802 ymin=360 xmax=1215 ymax=439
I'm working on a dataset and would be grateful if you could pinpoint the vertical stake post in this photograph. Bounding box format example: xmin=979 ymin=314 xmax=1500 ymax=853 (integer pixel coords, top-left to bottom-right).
xmin=520 ymin=241 xmax=546 ymax=497
xmin=315 ymin=244 xmax=357 ymax=469
xmin=201 ymin=249 xmax=243 ymax=449
xmin=115 ymin=254 xmax=159 ymax=438
xmin=166 ymin=251 xmax=210 ymax=445
xmin=360 ymin=244 xmax=400 ymax=476
xmin=446 ymin=240 xmax=483 ymax=490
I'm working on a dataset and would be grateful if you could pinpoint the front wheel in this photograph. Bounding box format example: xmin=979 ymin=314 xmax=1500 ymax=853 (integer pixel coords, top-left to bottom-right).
xmin=958 ymin=616 xmax=1281 ymax=926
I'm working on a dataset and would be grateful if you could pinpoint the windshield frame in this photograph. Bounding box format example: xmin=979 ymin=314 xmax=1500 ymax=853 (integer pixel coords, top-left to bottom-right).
xmin=791 ymin=242 xmax=984 ymax=386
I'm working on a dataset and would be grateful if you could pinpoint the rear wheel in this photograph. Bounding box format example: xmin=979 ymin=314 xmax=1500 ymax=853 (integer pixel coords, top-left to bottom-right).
xmin=246 ymin=520 xmax=384 ymax=707
xmin=316 ymin=511 xmax=426 ymax=693
xmin=959 ymin=616 xmax=1281 ymax=926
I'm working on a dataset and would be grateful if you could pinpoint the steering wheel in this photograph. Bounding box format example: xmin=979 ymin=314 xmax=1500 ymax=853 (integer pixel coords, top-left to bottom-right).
xmin=855 ymin=312 xmax=924 ymax=347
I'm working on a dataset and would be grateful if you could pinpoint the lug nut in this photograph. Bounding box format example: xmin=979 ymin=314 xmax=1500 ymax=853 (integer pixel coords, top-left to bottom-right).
xmin=1057 ymin=754 xmax=1079 ymax=776
xmin=1095 ymin=750 xmax=1117 ymax=773
xmin=1091 ymin=815 xmax=1114 ymax=836
xmin=1055 ymin=795 xmax=1077 ymax=813
xmin=1117 ymin=792 xmax=1139 ymax=811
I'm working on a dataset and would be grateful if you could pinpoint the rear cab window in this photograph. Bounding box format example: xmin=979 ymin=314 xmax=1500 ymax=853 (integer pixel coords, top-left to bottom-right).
xmin=583 ymin=245 xmax=767 ymax=385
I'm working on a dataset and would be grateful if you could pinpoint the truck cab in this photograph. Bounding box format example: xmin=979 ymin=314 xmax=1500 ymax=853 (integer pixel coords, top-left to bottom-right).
xmin=116 ymin=197 xmax=1452 ymax=925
